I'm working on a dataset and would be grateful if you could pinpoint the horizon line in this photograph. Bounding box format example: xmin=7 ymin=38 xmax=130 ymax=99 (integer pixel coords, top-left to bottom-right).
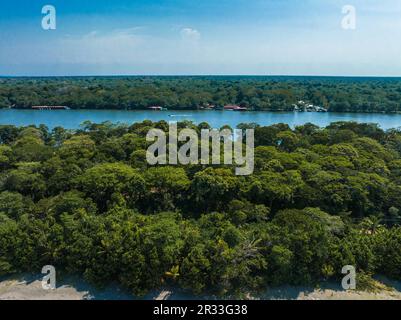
xmin=2 ymin=74 xmax=401 ymax=79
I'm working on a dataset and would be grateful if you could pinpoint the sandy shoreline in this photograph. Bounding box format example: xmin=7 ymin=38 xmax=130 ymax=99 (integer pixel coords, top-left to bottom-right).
xmin=0 ymin=274 xmax=133 ymax=300
xmin=1 ymin=274 xmax=400 ymax=300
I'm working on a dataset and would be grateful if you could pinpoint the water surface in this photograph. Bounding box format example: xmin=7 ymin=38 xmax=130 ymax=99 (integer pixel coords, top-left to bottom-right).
xmin=1 ymin=109 xmax=401 ymax=130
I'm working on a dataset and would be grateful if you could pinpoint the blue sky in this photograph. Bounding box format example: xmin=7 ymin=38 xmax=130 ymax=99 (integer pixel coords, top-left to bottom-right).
xmin=1 ymin=0 xmax=401 ymax=76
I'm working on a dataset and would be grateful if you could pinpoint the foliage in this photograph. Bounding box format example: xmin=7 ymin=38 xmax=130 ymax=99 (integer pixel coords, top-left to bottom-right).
xmin=2 ymin=76 xmax=401 ymax=112
xmin=1 ymin=120 xmax=401 ymax=296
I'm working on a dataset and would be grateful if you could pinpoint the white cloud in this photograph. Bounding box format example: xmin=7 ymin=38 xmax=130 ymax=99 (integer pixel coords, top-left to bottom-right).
xmin=180 ymin=28 xmax=201 ymax=42
xmin=58 ymin=28 xmax=144 ymax=64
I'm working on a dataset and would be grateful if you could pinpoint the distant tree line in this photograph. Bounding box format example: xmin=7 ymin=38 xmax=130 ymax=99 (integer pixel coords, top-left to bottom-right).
xmin=1 ymin=76 xmax=401 ymax=112
xmin=1 ymin=120 xmax=401 ymax=297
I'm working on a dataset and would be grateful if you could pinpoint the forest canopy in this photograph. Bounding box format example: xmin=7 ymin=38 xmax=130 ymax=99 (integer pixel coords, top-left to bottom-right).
xmin=1 ymin=120 xmax=401 ymax=297
xmin=1 ymin=76 xmax=401 ymax=113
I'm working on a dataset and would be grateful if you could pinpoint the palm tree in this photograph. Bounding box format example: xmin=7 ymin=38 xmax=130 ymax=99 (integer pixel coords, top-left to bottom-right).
xmin=165 ymin=265 xmax=180 ymax=280
xmin=360 ymin=216 xmax=384 ymax=235
xmin=232 ymin=237 xmax=263 ymax=264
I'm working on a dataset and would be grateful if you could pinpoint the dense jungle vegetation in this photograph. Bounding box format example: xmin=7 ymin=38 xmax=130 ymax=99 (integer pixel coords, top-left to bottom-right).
xmin=1 ymin=120 xmax=401 ymax=297
xmin=1 ymin=76 xmax=401 ymax=112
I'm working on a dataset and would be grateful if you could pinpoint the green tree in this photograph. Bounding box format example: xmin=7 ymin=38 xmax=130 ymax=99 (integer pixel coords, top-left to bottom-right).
xmin=79 ymin=163 xmax=145 ymax=211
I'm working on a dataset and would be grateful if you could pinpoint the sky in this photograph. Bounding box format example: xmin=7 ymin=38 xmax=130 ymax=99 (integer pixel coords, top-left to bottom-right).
xmin=1 ymin=0 xmax=401 ymax=76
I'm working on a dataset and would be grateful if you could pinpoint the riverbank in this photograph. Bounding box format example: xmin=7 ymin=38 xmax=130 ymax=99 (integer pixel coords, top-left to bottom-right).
xmin=4 ymin=107 xmax=401 ymax=114
xmin=1 ymin=275 xmax=400 ymax=300
xmin=0 ymin=274 xmax=133 ymax=300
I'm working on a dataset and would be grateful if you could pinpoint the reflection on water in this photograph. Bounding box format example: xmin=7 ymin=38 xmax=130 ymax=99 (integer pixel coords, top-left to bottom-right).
xmin=1 ymin=109 xmax=401 ymax=130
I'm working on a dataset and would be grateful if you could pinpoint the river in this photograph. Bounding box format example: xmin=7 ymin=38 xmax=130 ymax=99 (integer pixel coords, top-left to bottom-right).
xmin=1 ymin=109 xmax=401 ymax=130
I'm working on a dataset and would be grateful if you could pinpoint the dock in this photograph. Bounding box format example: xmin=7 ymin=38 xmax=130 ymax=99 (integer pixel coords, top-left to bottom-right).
xmin=32 ymin=106 xmax=70 ymax=110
